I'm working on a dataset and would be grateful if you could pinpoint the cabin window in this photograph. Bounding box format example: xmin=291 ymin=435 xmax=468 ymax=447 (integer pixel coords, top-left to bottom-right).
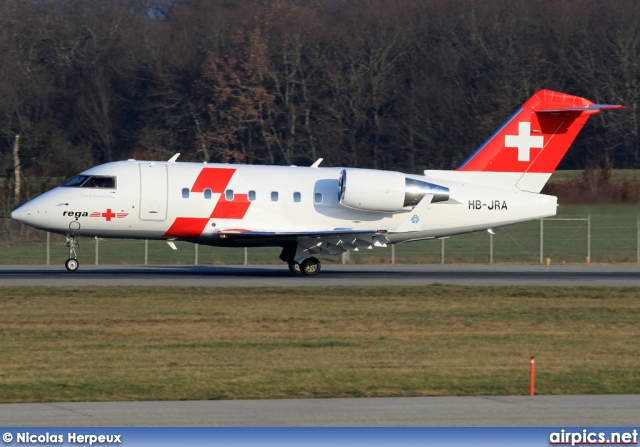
xmin=271 ymin=191 xmax=279 ymax=202
xmin=182 ymin=188 xmax=190 ymax=198
xmin=293 ymin=192 xmax=301 ymax=203
xmin=314 ymin=193 xmax=323 ymax=204
xmin=62 ymin=175 xmax=116 ymax=189
xmin=225 ymin=189 xmax=234 ymax=201
xmin=204 ymin=188 xmax=212 ymax=199
xmin=248 ymin=190 xmax=256 ymax=201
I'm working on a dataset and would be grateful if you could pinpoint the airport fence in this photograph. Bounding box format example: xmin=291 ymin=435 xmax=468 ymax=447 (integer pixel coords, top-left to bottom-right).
xmin=1 ymin=205 xmax=639 ymax=266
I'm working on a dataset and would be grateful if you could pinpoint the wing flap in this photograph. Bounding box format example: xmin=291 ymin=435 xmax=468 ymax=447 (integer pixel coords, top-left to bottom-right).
xmin=215 ymin=228 xmax=390 ymax=263
xmin=294 ymin=233 xmax=389 ymax=262
xmin=217 ymin=228 xmax=386 ymax=240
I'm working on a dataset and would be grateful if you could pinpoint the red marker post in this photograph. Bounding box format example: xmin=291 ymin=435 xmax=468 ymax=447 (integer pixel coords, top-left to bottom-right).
xmin=530 ymin=357 xmax=535 ymax=396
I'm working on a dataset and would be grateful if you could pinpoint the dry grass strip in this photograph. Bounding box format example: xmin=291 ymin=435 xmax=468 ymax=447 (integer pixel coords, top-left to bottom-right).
xmin=0 ymin=286 xmax=638 ymax=402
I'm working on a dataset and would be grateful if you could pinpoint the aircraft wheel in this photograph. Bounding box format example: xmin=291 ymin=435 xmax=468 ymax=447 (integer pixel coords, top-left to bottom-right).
xmin=65 ymin=258 xmax=79 ymax=272
xmin=300 ymin=257 xmax=321 ymax=276
xmin=288 ymin=262 xmax=302 ymax=275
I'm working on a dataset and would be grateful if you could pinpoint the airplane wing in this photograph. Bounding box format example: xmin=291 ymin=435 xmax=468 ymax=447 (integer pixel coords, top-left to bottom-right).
xmin=216 ymin=194 xmax=434 ymax=259
xmin=216 ymin=228 xmax=390 ymax=260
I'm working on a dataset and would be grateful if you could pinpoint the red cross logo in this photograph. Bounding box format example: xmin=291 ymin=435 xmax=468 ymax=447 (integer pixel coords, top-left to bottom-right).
xmin=101 ymin=209 xmax=116 ymax=221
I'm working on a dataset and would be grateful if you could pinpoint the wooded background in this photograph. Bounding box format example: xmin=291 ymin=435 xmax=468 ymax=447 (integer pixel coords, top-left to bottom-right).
xmin=1 ymin=0 xmax=638 ymax=212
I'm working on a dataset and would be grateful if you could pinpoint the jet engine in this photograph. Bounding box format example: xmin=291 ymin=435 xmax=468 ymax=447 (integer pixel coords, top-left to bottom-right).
xmin=338 ymin=169 xmax=449 ymax=212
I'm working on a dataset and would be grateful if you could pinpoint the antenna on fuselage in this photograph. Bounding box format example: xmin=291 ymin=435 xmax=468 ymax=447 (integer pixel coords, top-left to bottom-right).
xmin=168 ymin=153 xmax=180 ymax=163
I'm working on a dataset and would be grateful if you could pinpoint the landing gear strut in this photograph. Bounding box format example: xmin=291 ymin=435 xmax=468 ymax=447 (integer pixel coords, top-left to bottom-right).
xmin=280 ymin=243 xmax=322 ymax=276
xmin=65 ymin=235 xmax=80 ymax=271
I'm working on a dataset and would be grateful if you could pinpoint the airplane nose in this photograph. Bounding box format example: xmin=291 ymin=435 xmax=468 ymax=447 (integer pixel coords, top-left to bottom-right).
xmin=11 ymin=201 xmax=50 ymax=229
xmin=10 ymin=205 xmax=31 ymax=224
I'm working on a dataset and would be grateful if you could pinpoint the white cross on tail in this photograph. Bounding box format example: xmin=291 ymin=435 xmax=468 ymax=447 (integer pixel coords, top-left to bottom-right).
xmin=505 ymin=122 xmax=544 ymax=162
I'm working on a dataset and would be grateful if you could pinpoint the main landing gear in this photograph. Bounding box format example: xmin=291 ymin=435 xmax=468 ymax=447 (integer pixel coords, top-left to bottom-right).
xmin=287 ymin=257 xmax=321 ymax=276
xmin=64 ymin=235 xmax=80 ymax=271
xmin=281 ymin=243 xmax=321 ymax=276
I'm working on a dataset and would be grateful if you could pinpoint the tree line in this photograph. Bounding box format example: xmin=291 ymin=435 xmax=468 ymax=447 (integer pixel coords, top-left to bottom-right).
xmin=1 ymin=0 xmax=638 ymax=211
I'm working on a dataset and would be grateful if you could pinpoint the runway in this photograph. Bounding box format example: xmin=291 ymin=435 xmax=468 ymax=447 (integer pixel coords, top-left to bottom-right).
xmin=0 ymin=264 xmax=638 ymax=287
xmin=2 ymin=395 xmax=639 ymax=427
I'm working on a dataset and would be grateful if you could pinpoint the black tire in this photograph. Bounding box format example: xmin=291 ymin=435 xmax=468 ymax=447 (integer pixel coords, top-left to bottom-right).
xmin=65 ymin=258 xmax=79 ymax=272
xmin=300 ymin=257 xmax=321 ymax=276
xmin=288 ymin=262 xmax=302 ymax=275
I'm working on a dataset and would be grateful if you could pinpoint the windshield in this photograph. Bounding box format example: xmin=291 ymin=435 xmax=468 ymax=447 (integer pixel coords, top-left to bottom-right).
xmin=62 ymin=175 xmax=116 ymax=189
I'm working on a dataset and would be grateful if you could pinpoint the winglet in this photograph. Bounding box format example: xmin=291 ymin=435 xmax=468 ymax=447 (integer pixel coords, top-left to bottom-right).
xmin=311 ymin=158 xmax=323 ymax=168
xmin=168 ymin=153 xmax=180 ymax=163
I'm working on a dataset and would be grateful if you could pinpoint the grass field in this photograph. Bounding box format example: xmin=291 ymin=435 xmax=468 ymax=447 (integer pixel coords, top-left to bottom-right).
xmin=1 ymin=285 xmax=639 ymax=403
xmin=551 ymin=169 xmax=640 ymax=181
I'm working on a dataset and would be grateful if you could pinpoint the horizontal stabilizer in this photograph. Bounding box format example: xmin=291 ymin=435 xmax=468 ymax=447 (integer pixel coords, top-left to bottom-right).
xmin=537 ymin=104 xmax=626 ymax=113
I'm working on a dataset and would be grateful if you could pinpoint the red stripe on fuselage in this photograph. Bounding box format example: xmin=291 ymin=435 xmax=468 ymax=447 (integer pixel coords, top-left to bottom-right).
xmin=163 ymin=217 xmax=210 ymax=238
xmin=191 ymin=167 xmax=236 ymax=193
xmin=164 ymin=167 xmax=250 ymax=239
xmin=211 ymin=194 xmax=250 ymax=219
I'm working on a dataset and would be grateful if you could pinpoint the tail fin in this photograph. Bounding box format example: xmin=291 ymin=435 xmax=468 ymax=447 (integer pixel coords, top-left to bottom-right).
xmin=456 ymin=90 xmax=624 ymax=192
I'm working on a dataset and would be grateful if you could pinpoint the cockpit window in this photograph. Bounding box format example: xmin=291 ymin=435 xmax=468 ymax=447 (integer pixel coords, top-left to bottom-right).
xmin=63 ymin=175 xmax=90 ymax=187
xmin=62 ymin=175 xmax=116 ymax=189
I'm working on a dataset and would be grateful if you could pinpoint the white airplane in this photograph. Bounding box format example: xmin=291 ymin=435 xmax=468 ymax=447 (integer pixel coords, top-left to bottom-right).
xmin=11 ymin=90 xmax=624 ymax=275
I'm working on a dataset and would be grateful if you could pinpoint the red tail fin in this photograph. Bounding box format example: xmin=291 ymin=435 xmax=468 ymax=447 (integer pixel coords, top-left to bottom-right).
xmin=457 ymin=90 xmax=624 ymax=174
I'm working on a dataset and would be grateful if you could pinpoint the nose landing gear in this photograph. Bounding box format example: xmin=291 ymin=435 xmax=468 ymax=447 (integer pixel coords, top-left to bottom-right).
xmin=64 ymin=235 xmax=80 ymax=271
xmin=65 ymin=258 xmax=79 ymax=271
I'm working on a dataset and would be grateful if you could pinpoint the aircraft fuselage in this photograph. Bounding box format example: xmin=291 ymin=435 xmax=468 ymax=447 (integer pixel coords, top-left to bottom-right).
xmin=12 ymin=160 xmax=557 ymax=246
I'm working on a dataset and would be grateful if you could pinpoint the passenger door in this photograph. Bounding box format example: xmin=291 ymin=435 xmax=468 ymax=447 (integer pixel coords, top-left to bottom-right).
xmin=139 ymin=163 xmax=168 ymax=221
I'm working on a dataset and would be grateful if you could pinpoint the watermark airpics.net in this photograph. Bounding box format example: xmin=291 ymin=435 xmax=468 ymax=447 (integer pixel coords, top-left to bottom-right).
xmin=549 ymin=429 xmax=638 ymax=446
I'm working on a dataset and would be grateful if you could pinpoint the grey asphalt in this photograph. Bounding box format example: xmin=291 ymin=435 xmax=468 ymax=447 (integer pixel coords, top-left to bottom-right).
xmin=0 ymin=264 xmax=639 ymax=287
xmin=1 ymin=395 xmax=639 ymax=427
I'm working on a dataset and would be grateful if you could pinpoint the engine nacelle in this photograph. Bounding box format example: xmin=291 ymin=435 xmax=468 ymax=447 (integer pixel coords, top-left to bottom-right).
xmin=338 ymin=169 xmax=449 ymax=212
